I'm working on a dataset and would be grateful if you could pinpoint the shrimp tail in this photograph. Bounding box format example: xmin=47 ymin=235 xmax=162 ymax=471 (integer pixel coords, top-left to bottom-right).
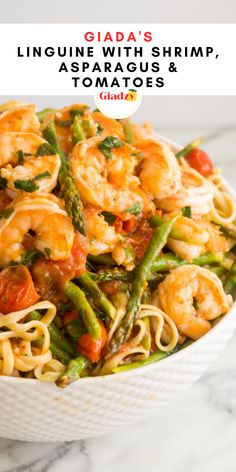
xmin=43 ymin=120 xmax=86 ymax=235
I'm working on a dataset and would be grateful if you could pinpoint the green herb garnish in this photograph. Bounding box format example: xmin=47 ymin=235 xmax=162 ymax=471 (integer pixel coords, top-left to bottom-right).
xmin=182 ymin=206 xmax=192 ymax=218
xmin=36 ymin=143 xmax=56 ymax=156
xmin=101 ymin=211 xmax=116 ymax=224
xmin=96 ymin=123 xmax=104 ymax=135
xmin=14 ymin=179 xmax=39 ymax=192
xmin=14 ymin=171 xmax=51 ymax=192
xmin=125 ymin=203 xmax=142 ymax=216
xmin=70 ymin=107 xmax=88 ymax=121
xmin=34 ymin=171 xmax=51 ymax=181
xmin=0 ymin=208 xmax=14 ymax=219
xmin=17 ymin=249 xmax=42 ymax=267
xmin=17 ymin=150 xmax=24 ymax=164
xmin=98 ymin=136 xmax=124 ymax=160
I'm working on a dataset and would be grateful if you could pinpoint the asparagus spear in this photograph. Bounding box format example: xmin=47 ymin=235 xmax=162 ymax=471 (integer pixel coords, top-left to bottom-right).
xmin=108 ymin=216 xmax=178 ymax=354
xmin=152 ymin=252 xmax=225 ymax=272
xmin=78 ymin=272 xmax=116 ymax=320
xmin=175 ymin=138 xmax=203 ymax=160
xmin=43 ymin=120 xmax=86 ymax=235
xmin=152 ymin=253 xmax=184 ymax=272
xmin=220 ymin=224 xmax=236 ymax=240
xmin=56 ymin=355 xmax=91 ymax=388
xmin=37 ymin=108 xmax=57 ymax=123
xmin=112 ymin=340 xmax=193 ymax=373
xmin=150 ymin=214 xmax=187 ymax=241
xmin=88 ymin=268 xmax=132 ymax=283
xmin=64 ymin=281 xmax=102 ymax=340
xmin=27 ymin=311 xmax=73 ymax=365
xmin=72 ymin=116 xmax=85 ymax=145
xmin=121 ymin=119 xmax=134 ymax=144
xmin=87 ymin=253 xmax=116 ymax=266
xmin=224 ymin=261 xmax=236 ymax=294
xmin=27 ymin=310 xmax=75 ymax=356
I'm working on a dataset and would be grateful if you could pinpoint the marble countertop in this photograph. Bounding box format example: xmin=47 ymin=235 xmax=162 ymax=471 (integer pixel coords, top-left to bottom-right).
xmin=0 ymin=127 xmax=235 ymax=472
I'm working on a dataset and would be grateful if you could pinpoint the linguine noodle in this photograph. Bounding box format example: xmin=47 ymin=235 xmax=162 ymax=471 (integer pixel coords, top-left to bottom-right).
xmin=0 ymin=301 xmax=64 ymax=381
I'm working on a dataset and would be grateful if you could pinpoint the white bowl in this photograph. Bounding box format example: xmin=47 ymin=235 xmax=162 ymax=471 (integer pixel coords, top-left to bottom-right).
xmin=0 ymin=136 xmax=235 ymax=442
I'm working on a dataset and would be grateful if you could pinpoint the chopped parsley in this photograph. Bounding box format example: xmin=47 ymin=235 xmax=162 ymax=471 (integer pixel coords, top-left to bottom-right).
xmin=101 ymin=211 xmax=116 ymax=224
xmin=125 ymin=203 xmax=142 ymax=216
xmin=70 ymin=107 xmax=88 ymax=121
xmin=131 ymin=151 xmax=143 ymax=160
xmin=14 ymin=171 xmax=51 ymax=192
xmin=36 ymin=143 xmax=56 ymax=157
xmin=98 ymin=136 xmax=124 ymax=160
xmin=34 ymin=171 xmax=51 ymax=181
xmin=17 ymin=150 xmax=25 ymax=164
xmin=96 ymin=123 xmax=104 ymax=135
xmin=0 ymin=208 xmax=14 ymax=219
xmin=14 ymin=179 xmax=39 ymax=192
xmin=16 ymin=150 xmax=34 ymax=163
xmin=17 ymin=249 xmax=42 ymax=267
xmin=182 ymin=206 xmax=192 ymax=218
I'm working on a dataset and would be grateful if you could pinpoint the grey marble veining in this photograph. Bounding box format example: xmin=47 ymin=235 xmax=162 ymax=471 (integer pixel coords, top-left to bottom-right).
xmin=0 ymin=129 xmax=235 ymax=472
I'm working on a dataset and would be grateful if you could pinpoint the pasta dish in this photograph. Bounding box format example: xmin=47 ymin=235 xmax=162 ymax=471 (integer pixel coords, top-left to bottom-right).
xmin=0 ymin=100 xmax=234 ymax=388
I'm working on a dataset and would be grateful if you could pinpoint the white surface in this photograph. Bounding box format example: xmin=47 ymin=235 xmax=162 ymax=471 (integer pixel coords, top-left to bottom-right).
xmin=0 ymin=126 xmax=235 ymax=468
xmin=0 ymin=0 xmax=236 ymax=23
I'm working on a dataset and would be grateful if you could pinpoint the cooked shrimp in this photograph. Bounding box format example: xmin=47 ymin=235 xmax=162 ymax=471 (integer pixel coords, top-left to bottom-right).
xmin=70 ymin=136 xmax=154 ymax=215
xmin=138 ymin=140 xmax=182 ymax=200
xmin=84 ymin=207 xmax=121 ymax=255
xmin=42 ymin=104 xmax=97 ymax=154
xmin=0 ymin=132 xmax=46 ymax=167
xmin=167 ymin=216 xmax=210 ymax=260
xmin=131 ymin=121 xmax=159 ymax=145
xmin=167 ymin=216 xmax=227 ymax=261
xmin=0 ymin=132 xmax=60 ymax=197
xmin=92 ymin=111 xmax=124 ymax=139
xmin=0 ymin=194 xmax=74 ymax=265
xmin=157 ymin=166 xmax=214 ymax=216
xmin=157 ymin=265 xmax=229 ymax=339
xmin=1 ymin=154 xmax=61 ymax=198
xmin=0 ymin=101 xmax=29 ymax=112
xmin=0 ymin=106 xmax=40 ymax=134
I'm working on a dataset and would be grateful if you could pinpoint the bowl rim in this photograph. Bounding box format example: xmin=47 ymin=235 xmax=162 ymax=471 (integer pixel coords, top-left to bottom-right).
xmin=0 ymin=134 xmax=235 ymax=388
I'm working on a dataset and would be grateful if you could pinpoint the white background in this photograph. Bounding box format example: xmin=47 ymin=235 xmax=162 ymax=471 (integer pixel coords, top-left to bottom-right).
xmin=1 ymin=24 xmax=236 ymax=95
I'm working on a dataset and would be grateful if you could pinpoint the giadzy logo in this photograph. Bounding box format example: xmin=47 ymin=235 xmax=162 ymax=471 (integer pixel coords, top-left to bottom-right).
xmin=99 ymin=89 xmax=138 ymax=101
xmin=95 ymin=89 xmax=141 ymax=119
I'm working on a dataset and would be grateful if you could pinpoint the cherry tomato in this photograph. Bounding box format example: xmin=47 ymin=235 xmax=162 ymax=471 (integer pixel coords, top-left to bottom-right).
xmin=113 ymin=216 xmax=136 ymax=234
xmin=186 ymin=149 xmax=213 ymax=177
xmin=76 ymin=319 xmax=107 ymax=363
xmin=122 ymin=216 xmax=136 ymax=233
xmin=32 ymin=233 xmax=87 ymax=303
xmin=0 ymin=265 xmax=39 ymax=314
xmin=129 ymin=221 xmax=154 ymax=260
